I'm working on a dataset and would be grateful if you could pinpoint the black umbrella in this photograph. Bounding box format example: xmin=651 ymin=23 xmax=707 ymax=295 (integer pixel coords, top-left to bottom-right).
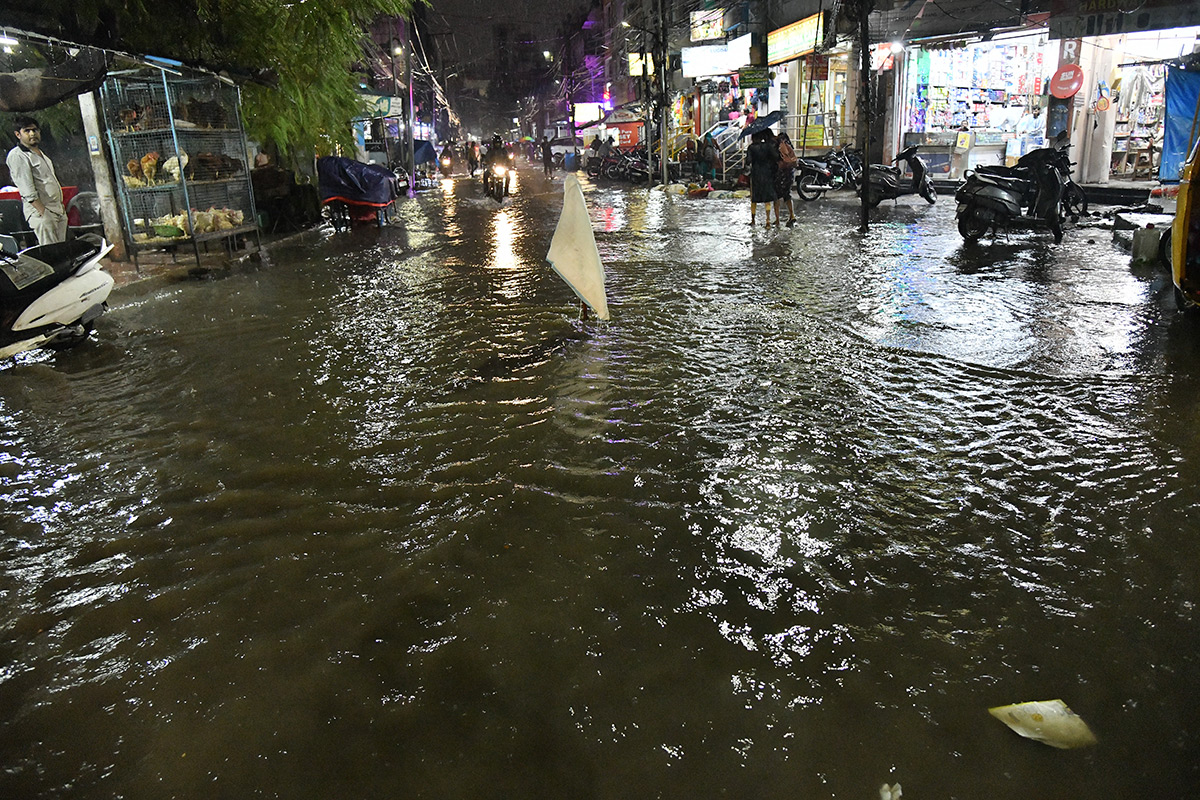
xmin=738 ymin=109 xmax=787 ymax=138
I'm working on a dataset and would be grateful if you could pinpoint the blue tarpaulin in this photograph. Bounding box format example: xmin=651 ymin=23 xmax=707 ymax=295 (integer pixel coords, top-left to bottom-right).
xmin=1161 ymin=68 xmax=1200 ymax=183
xmin=317 ymin=156 xmax=401 ymax=207
xmin=413 ymin=139 xmax=437 ymax=165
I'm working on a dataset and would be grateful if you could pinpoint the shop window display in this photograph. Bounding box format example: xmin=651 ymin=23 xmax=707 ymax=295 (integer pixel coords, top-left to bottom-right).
xmin=904 ymin=41 xmax=1046 ymax=135
xmin=901 ymin=37 xmax=1049 ymax=177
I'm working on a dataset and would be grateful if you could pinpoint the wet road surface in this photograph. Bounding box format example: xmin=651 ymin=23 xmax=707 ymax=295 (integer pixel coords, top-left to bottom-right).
xmin=2 ymin=167 xmax=1200 ymax=798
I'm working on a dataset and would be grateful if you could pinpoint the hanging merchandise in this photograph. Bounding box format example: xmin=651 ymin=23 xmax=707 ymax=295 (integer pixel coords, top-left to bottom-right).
xmin=1119 ymin=67 xmax=1151 ymax=118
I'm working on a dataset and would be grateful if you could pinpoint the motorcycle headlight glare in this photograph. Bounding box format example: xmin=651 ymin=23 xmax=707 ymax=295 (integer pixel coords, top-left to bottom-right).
xmin=493 ymin=164 xmax=507 ymax=176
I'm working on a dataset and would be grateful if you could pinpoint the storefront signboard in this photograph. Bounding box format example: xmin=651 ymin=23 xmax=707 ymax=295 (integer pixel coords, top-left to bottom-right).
xmin=1049 ymin=63 xmax=1085 ymax=98
xmin=807 ymin=55 xmax=830 ymax=81
xmin=628 ymin=53 xmax=655 ymax=77
xmin=767 ymin=13 xmax=824 ymax=66
xmin=357 ymin=93 xmax=402 ymax=118
xmin=682 ymin=34 xmax=752 ymax=78
xmin=610 ymin=122 xmax=643 ymax=149
xmin=1048 ymin=0 xmax=1200 ymax=39
xmin=738 ymin=67 xmax=769 ymax=89
xmin=690 ymin=9 xmax=726 ymax=42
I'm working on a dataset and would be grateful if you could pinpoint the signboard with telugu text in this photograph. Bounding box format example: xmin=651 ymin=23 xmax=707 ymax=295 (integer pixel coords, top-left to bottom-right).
xmin=738 ymin=68 xmax=769 ymax=89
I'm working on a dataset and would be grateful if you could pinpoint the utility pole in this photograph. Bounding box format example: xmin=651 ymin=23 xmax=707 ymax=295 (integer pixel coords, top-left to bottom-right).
xmin=856 ymin=0 xmax=872 ymax=232
xmin=658 ymin=0 xmax=669 ymax=187
xmin=642 ymin=30 xmax=653 ymax=188
xmin=406 ymin=19 xmax=416 ymax=197
xmin=77 ymin=92 xmax=125 ymax=260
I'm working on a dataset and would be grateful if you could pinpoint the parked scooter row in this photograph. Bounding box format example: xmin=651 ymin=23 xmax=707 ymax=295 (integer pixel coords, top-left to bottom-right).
xmin=955 ymin=131 xmax=1078 ymax=244
xmin=585 ymin=150 xmax=652 ymax=184
xmin=790 ymin=144 xmax=932 ymax=208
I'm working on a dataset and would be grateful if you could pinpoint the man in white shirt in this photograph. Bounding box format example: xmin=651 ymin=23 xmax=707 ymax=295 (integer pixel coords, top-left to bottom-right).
xmin=1015 ymin=105 xmax=1045 ymax=140
xmin=5 ymin=116 xmax=67 ymax=245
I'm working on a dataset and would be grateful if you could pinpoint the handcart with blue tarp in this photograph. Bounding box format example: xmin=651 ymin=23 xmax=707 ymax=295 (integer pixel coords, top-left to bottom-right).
xmin=317 ymin=156 xmax=404 ymax=230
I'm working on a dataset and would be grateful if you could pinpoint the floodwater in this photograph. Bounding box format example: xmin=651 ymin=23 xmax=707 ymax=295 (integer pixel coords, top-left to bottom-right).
xmin=2 ymin=168 xmax=1199 ymax=799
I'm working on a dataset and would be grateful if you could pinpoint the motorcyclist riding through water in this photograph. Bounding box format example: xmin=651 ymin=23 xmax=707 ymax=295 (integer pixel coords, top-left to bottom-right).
xmin=483 ymin=135 xmax=510 ymax=172
xmin=482 ymin=134 xmax=514 ymax=201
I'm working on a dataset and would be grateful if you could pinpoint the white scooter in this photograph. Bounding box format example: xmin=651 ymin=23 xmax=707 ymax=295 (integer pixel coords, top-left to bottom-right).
xmin=0 ymin=233 xmax=115 ymax=359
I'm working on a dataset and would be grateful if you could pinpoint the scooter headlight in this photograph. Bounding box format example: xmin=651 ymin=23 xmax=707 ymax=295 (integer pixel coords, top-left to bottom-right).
xmin=441 ymin=157 xmax=451 ymax=166
xmin=493 ymin=164 xmax=508 ymax=177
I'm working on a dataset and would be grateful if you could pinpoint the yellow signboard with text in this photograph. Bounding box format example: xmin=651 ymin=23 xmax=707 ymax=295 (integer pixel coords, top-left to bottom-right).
xmin=767 ymin=13 xmax=825 ymax=66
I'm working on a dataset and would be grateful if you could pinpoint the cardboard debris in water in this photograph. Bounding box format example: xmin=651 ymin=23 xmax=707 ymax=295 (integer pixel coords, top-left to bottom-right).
xmin=989 ymin=699 xmax=1097 ymax=749
xmin=546 ymin=174 xmax=609 ymax=320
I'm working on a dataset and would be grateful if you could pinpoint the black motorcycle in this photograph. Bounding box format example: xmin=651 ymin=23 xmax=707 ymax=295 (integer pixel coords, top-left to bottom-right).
xmin=794 ymin=158 xmax=837 ymax=201
xmin=863 ymin=145 xmax=937 ymax=208
xmin=481 ymin=147 xmax=512 ymax=203
xmin=955 ymin=132 xmax=1071 ymax=243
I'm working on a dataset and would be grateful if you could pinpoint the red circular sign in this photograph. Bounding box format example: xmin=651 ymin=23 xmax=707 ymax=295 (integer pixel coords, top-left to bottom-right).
xmin=1050 ymin=64 xmax=1085 ymax=99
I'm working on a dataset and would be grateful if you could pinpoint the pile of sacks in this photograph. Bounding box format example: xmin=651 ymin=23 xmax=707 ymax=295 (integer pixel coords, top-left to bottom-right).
xmin=658 ymin=182 xmax=750 ymax=200
xmin=153 ymin=207 xmax=246 ymax=235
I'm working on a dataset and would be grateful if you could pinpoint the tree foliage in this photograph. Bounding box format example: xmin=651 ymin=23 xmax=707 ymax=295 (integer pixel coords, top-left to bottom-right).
xmin=4 ymin=0 xmax=420 ymax=156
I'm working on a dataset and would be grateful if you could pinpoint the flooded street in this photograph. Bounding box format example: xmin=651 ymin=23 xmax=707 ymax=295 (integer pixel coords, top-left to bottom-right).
xmin=3 ymin=170 xmax=1200 ymax=798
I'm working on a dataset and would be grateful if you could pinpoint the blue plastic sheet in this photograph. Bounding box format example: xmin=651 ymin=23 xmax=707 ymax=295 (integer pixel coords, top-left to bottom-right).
xmin=1161 ymin=68 xmax=1200 ymax=183
xmin=413 ymin=140 xmax=437 ymax=165
xmin=317 ymin=157 xmax=400 ymax=207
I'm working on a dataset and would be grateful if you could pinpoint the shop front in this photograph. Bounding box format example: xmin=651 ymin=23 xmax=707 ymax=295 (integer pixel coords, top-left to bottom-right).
xmin=897 ymin=31 xmax=1053 ymax=180
xmin=768 ymin=12 xmax=850 ymax=154
xmin=894 ymin=22 xmax=1200 ymax=185
xmin=1103 ymin=28 xmax=1200 ymax=180
xmin=684 ymin=33 xmax=761 ymax=136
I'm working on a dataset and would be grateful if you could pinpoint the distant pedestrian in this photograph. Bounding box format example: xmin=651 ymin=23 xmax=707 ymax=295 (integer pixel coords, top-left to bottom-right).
xmin=747 ymin=129 xmax=779 ymax=227
xmin=6 ymin=115 xmax=67 ymax=245
xmin=775 ymin=131 xmax=798 ymax=227
xmin=540 ymin=136 xmax=554 ymax=177
xmin=698 ymin=133 xmax=719 ymax=180
xmin=466 ymin=140 xmax=479 ymax=176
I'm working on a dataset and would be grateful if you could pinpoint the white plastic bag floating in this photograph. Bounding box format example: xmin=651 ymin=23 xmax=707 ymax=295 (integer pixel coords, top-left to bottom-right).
xmin=879 ymin=782 xmax=902 ymax=800
xmin=988 ymin=699 xmax=1097 ymax=749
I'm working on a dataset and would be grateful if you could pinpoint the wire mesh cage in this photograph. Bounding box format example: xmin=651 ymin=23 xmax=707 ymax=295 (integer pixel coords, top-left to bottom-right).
xmin=100 ymin=70 xmax=259 ymax=265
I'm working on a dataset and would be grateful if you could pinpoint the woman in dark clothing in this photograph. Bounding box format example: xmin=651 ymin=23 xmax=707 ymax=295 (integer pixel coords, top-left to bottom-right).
xmin=747 ymin=129 xmax=779 ymax=227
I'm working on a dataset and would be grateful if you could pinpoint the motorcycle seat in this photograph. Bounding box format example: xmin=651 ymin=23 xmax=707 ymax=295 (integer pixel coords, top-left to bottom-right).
xmin=973 ymin=171 xmax=1029 ymax=191
xmin=874 ymin=164 xmax=901 ymax=175
xmin=975 ymin=165 xmax=1022 ymax=178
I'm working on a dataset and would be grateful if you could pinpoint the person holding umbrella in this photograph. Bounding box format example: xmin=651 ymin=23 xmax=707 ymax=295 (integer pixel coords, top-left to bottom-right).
xmin=747 ymin=129 xmax=779 ymax=227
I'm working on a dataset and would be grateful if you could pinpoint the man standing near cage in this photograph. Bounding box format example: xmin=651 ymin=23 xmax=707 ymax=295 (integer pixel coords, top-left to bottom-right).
xmin=6 ymin=116 xmax=67 ymax=245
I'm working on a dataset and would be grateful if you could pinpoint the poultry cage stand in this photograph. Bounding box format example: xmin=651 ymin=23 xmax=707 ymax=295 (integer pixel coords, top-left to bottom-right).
xmin=100 ymin=69 xmax=261 ymax=269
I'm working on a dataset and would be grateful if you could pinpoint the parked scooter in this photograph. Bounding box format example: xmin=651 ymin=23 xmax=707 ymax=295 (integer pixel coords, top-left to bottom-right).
xmin=0 ymin=234 xmax=115 ymax=359
xmin=863 ymin=145 xmax=937 ymax=208
xmin=955 ymin=132 xmax=1070 ymax=243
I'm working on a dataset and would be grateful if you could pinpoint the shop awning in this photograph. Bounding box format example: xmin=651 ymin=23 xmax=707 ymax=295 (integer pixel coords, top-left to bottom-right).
xmin=867 ymin=0 xmax=1051 ymax=44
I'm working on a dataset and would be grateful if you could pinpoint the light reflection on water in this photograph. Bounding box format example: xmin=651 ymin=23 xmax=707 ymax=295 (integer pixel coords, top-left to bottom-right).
xmin=1 ymin=178 xmax=1199 ymax=798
